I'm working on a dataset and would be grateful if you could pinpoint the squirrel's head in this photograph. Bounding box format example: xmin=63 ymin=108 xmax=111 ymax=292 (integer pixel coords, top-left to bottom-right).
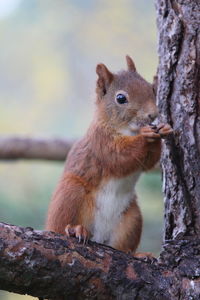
xmin=95 ymin=56 xmax=158 ymax=135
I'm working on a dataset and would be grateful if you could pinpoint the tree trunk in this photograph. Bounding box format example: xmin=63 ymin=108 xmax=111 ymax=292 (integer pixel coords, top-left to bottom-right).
xmin=156 ymin=0 xmax=200 ymax=240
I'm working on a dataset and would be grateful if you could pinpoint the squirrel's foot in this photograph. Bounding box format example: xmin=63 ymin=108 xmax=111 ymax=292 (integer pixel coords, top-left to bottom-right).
xmin=65 ymin=224 xmax=89 ymax=244
xmin=133 ymin=252 xmax=156 ymax=262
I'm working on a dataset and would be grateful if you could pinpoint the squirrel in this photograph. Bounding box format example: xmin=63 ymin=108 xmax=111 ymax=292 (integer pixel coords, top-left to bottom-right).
xmin=46 ymin=56 xmax=172 ymax=254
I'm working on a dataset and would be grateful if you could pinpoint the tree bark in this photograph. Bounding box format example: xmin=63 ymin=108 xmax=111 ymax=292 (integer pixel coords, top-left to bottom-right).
xmin=0 ymin=137 xmax=73 ymax=161
xmin=156 ymin=0 xmax=200 ymax=240
xmin=1 ymin=222 xmax=200 ymax=300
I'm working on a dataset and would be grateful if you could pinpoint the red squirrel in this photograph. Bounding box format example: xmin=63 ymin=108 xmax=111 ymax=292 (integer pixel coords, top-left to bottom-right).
xmin=46 ymin=56 xmax=172 ymax=254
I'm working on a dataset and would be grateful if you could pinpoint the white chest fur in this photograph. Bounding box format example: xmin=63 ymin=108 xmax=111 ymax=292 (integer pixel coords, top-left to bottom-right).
xmin=91 ymin=172 xmax=141 ymax=245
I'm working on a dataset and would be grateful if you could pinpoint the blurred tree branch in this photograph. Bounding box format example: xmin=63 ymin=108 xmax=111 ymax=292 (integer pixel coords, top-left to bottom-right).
xmin=0 ymin=136 xmax=74 ymax=161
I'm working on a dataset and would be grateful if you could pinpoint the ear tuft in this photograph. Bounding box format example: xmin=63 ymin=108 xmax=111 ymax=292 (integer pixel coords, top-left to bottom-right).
xmin=126 ymin=55 xmax=136 ymax=72
xmin=96 ymin=64 xmax=113 ymax=83
xmin=96 ymin=63 xmax=113 ymax=97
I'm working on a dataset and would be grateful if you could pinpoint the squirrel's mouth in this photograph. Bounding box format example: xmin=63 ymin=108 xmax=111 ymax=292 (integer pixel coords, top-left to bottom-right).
xmin=119 ymin=118 xmax=159 ymax=136
xmin=129 ymin=120 xmax=147 ymax=132
xmin=128 ymin=123 xmax=139 ymax=133
xmin=130 ymin=117 xmax=158 ymax=129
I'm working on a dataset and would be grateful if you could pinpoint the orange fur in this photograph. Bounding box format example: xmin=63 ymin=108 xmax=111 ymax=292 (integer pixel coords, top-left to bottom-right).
xmin=46 ymin=56 xmax=172 ymax=253
xmin=111 ymin=198 xmax=142 ymax=252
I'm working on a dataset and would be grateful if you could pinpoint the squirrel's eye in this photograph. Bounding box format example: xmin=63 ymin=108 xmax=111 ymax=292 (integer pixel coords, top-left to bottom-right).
xmin=116 ymin=93 xmax=128 ymax=104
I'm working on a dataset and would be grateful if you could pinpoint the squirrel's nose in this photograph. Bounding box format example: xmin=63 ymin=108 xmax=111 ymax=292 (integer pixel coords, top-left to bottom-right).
xmin=148 ymin=112 xmax=158 ymax=122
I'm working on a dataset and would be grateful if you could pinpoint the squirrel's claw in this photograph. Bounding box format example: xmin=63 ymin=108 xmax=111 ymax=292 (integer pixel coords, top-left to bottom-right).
xmin=65 ymin=224 xmax=89 ymax=244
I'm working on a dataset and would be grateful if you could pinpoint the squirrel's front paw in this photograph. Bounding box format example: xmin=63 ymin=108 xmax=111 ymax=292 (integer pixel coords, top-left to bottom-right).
xmin=140 ymin=124 xmax=173 ymax=142
xmin=140 ymin=125 xmax=161 ymax=142
xmin=65 ymin=224 xmax=89 ymax=244
xmin=157 ymin=123 xmax=173 ymax=138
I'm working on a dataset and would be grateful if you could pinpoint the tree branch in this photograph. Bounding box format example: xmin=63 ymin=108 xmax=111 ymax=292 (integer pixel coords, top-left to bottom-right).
xmin=0 ymin=136 xmax=160 ymax=171
xmin=0 ymin=136 xmax=74 ymax=161
xmin=0 ymin=222 xmax=200 ymax=299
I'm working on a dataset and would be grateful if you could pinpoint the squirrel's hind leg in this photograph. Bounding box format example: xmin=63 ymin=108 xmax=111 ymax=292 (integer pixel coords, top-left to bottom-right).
xmin=110 ymin=198 xmax=142 ymax=253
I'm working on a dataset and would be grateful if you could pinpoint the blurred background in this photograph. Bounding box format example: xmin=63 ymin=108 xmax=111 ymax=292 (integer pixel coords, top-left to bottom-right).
xmin=0 ymin=0 xmax=162 ymax=299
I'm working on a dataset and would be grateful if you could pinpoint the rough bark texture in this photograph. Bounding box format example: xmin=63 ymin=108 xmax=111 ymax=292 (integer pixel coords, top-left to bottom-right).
xmin=0 ymin=137 xmax=73 ymax=161
xmin=1 ymin=223 xmax=200 ymax=300
xmin=156 ymin=0 xmax=200 ymax=240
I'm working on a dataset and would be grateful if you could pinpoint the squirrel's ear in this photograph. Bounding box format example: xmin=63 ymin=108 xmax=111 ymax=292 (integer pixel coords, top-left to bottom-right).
xmin=126 ymin=55 xmax=136 ymax=72
xmin=96 ymin=63 xmax=113 ymax=97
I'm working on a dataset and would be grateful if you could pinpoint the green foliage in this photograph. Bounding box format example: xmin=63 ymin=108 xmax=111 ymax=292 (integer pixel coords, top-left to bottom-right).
xmin=137 ymin=173 xmax=163 ymax=255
